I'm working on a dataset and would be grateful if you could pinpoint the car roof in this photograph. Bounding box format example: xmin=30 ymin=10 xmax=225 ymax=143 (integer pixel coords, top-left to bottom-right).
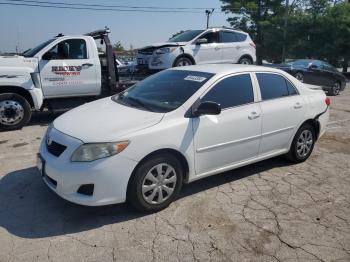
xmin=170 ymin=64 xmax=283 ymax=76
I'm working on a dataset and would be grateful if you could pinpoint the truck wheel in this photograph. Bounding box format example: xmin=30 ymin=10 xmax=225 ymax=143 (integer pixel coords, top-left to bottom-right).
xmin=0 ymin=93 xmax=32 ymax=131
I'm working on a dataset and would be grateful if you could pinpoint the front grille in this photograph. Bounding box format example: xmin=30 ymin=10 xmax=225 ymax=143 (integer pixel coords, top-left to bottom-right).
xmin=138 ymin=47 xmax=156 ymax=55
xmin=47 ymin=140 xmax=67 ymax=157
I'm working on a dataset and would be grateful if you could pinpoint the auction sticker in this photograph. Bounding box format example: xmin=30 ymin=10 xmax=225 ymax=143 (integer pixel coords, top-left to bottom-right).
xmin=184 ymin=75 xmax=207 ymax=82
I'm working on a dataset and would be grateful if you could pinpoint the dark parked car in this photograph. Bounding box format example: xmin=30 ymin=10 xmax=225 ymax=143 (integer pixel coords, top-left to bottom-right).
xmin=277 ymin=59 xmax=347 ymax=95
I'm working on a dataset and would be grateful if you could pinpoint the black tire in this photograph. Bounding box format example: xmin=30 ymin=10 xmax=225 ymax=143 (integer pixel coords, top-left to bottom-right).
xmin=173 ymin=56 xmax=193 ymax=67
xmin=0 ymin=93 xmax=32 ymax=131
xmin=294 ymin=71 xmax=304 ymax=82
xmin=127 ymin=153 xmax=184 ymax=213
xmin=328 ymin=81 xmax=341 ymax=96
xmin=238 ymin=57 xmax=253 ymax=65
xmin=286 ymin=123 xmax=315 ymax=163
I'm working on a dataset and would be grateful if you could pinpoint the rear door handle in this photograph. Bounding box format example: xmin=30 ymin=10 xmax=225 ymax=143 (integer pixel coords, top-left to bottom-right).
xmin=248 ymin=111 xmax=260 ymax=120
xmin=294 ymin=102 xmax=303 ymax=109
xmin=82 ymin=63 xmax=94 ymax=67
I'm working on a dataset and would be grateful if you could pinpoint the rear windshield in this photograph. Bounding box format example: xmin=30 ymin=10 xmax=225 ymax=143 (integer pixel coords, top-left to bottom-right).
xmin=112 ymin=70 xmax=214 ymax=113
xmin=168 ymin=30 xmax=204 ymax=43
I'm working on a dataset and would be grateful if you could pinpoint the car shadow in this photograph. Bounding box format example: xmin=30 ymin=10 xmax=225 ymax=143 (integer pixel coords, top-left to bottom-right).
xmin=27 ymin=111 xmax=65 ymax=127
xmin=0 ymin=156 xmax=292 ymax=239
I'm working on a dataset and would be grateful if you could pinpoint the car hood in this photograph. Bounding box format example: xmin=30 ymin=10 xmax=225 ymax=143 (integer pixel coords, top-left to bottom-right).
xmin=0 ymin=55 xmax=38 ymax=71
xmin=139 ymin=42 xmax=187 ymax=50
xmin=53 ymin=97 xmax=164 ymax=143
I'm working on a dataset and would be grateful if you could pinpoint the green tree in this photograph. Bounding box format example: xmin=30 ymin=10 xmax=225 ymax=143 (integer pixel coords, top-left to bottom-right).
xmin=221 ymin=0 xmax=285 ymax=64
xmin=113 ymin=41 xmax=124 ymax=52
xmin=317 ymin=2 xmax=350 ymax=71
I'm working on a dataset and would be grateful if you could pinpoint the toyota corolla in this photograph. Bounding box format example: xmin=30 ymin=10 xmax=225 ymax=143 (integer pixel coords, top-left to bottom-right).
xmin=38 ymin=64 xmax=330 ymax=212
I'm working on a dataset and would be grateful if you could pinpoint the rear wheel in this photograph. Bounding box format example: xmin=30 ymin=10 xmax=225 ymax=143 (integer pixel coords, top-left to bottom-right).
xmin=128 ymin=153 xmax=183 ymax=213
xmin=174 ymin=56 xmax=193 ymax=67
xmin=238 ymin=57 xmax=253 ymax=65
xmin=0 ymin=93 xmax=31 ymax=131
xmin=286 ymin=124 xmax=315 ymax=163
xmin=328 ymin=81 xmax=341 ymax=96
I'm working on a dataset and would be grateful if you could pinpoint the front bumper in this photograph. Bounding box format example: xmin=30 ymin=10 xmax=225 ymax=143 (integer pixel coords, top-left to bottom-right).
xmin=38 ymin=128 xmax=138 ymax=206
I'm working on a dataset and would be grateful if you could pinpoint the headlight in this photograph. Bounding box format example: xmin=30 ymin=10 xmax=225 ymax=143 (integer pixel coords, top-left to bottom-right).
xmin=71 ymin=141 xmax=130 ymax=162
xmin=155 ymin=47 xmax=177 ymax=55
xmin=45 ymin=123 xmax=53 ymax=138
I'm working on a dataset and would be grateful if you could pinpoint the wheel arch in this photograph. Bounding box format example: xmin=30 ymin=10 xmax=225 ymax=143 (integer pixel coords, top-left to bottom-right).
xmin=172 ymin=54 xmax=196 ymax=67
xmin=299 ymin=118 xmax=321 ymax=140
xmin=0 ymin=86 xmax=34 ymax=107
xmin=126 ymin=148 xmax=190 ymax=196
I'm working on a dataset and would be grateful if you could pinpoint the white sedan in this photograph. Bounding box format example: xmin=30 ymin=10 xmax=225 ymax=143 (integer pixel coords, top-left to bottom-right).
xmin=38 ymin=64 xmax=330 ymax=212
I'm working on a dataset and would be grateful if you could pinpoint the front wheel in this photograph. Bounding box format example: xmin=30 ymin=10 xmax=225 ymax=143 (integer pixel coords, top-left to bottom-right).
xmin=128 ymin=154 xmax=183 ymax=213
xmin=328 ymin=81 xmax=341 ymax=96
xmin=286 ymin=124 xmax=315 ymax=163
xmin=0 ymin=93 xmax=32 ymax=131
xmin=174 ymin=56 xmax=193 ymax=67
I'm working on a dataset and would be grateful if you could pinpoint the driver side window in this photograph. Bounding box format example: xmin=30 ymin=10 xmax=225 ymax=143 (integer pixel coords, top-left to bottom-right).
xmin=44 ymin=39 xmax=87 ymax=60
xmin=198 ymin=32 xmax=218 ymax=44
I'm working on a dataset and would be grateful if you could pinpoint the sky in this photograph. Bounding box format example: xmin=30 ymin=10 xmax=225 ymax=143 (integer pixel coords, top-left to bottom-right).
xmin=0 ymin=0 xmax=232 ymax=53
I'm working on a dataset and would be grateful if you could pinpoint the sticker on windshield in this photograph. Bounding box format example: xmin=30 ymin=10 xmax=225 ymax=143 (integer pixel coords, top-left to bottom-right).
xmin=184 ymin=75 xmax=207 ymax=82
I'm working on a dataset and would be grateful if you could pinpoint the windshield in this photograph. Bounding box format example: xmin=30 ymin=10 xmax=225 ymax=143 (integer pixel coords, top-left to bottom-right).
xmin=23 ymin=38 xmax=55 ymax=57
xmin=112 ymin=70 xmax=214 ymax=113
xmin=168 ymin=30 xmax=204 ymax=43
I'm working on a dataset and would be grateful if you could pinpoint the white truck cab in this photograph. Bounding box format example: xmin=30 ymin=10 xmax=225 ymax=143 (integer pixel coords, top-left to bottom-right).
xmin=0 ymin=28 xmax=120 ymax=131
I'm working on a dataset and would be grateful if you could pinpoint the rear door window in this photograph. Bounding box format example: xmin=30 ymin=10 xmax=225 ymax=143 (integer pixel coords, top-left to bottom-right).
xmin=219 ymin=31 xmax=238 ymax=43
xmin=235 ymin=32 xmax=247 ymax=42
xmin=256 ymin=73 xmax=291 ymax=100
xmin=202 ymin=74 xmax=254 ymax=109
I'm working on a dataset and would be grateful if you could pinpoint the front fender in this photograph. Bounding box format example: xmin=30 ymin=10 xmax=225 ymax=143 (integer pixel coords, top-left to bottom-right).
xmin=0 ymin=67 xmax=44 ymax=110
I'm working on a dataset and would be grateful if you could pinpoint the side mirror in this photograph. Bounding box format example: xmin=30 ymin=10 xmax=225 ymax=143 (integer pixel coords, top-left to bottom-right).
xmin=196 ymin=38 xmax=208 ymax=45
xmin=42 ymin=52 xmax=52 ymax=60
xmin=193 ymin=101 xmax=221 ymax=117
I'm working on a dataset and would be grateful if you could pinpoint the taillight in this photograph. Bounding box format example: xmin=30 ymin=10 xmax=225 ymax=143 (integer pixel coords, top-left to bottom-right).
xmin=325 ymin=97 xmax=331 ymax=106
xmin=250 ymin=42 xmax=256 ymax=49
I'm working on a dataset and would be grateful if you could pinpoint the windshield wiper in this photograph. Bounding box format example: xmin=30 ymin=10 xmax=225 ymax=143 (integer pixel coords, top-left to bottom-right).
xmin=119 ymin=95 xmax=154 ymax=112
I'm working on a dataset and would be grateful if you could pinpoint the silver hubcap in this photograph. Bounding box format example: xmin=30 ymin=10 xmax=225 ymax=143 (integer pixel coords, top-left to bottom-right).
xmin=176 ymin=59 xmax=191 ymax=67
xmin=0 ymin=100 xmax=24 ymax=126
xmin=142 ymin=163 xmax=177 ymax=205
xmin=333 ymin=83 xmax=340 ymax=95
xmin=296 ymin=73 xmax=304 ymax=82
xmin=296 ymin=130 xmax=313 ymax=158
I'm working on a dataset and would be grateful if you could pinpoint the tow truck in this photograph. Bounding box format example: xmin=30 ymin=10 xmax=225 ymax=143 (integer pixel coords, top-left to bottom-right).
xmin=0 ymin=28 xmax=140 ymax=130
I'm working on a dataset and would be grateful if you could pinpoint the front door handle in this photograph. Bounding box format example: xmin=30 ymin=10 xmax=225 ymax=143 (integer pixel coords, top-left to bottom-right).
xmin=294 ymin=102 xmax=303 ymax=109
xmin=248 ymin=111 xmax=260 ymax=120
xmin=82 ymin=63 xmax=94 ymax=67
